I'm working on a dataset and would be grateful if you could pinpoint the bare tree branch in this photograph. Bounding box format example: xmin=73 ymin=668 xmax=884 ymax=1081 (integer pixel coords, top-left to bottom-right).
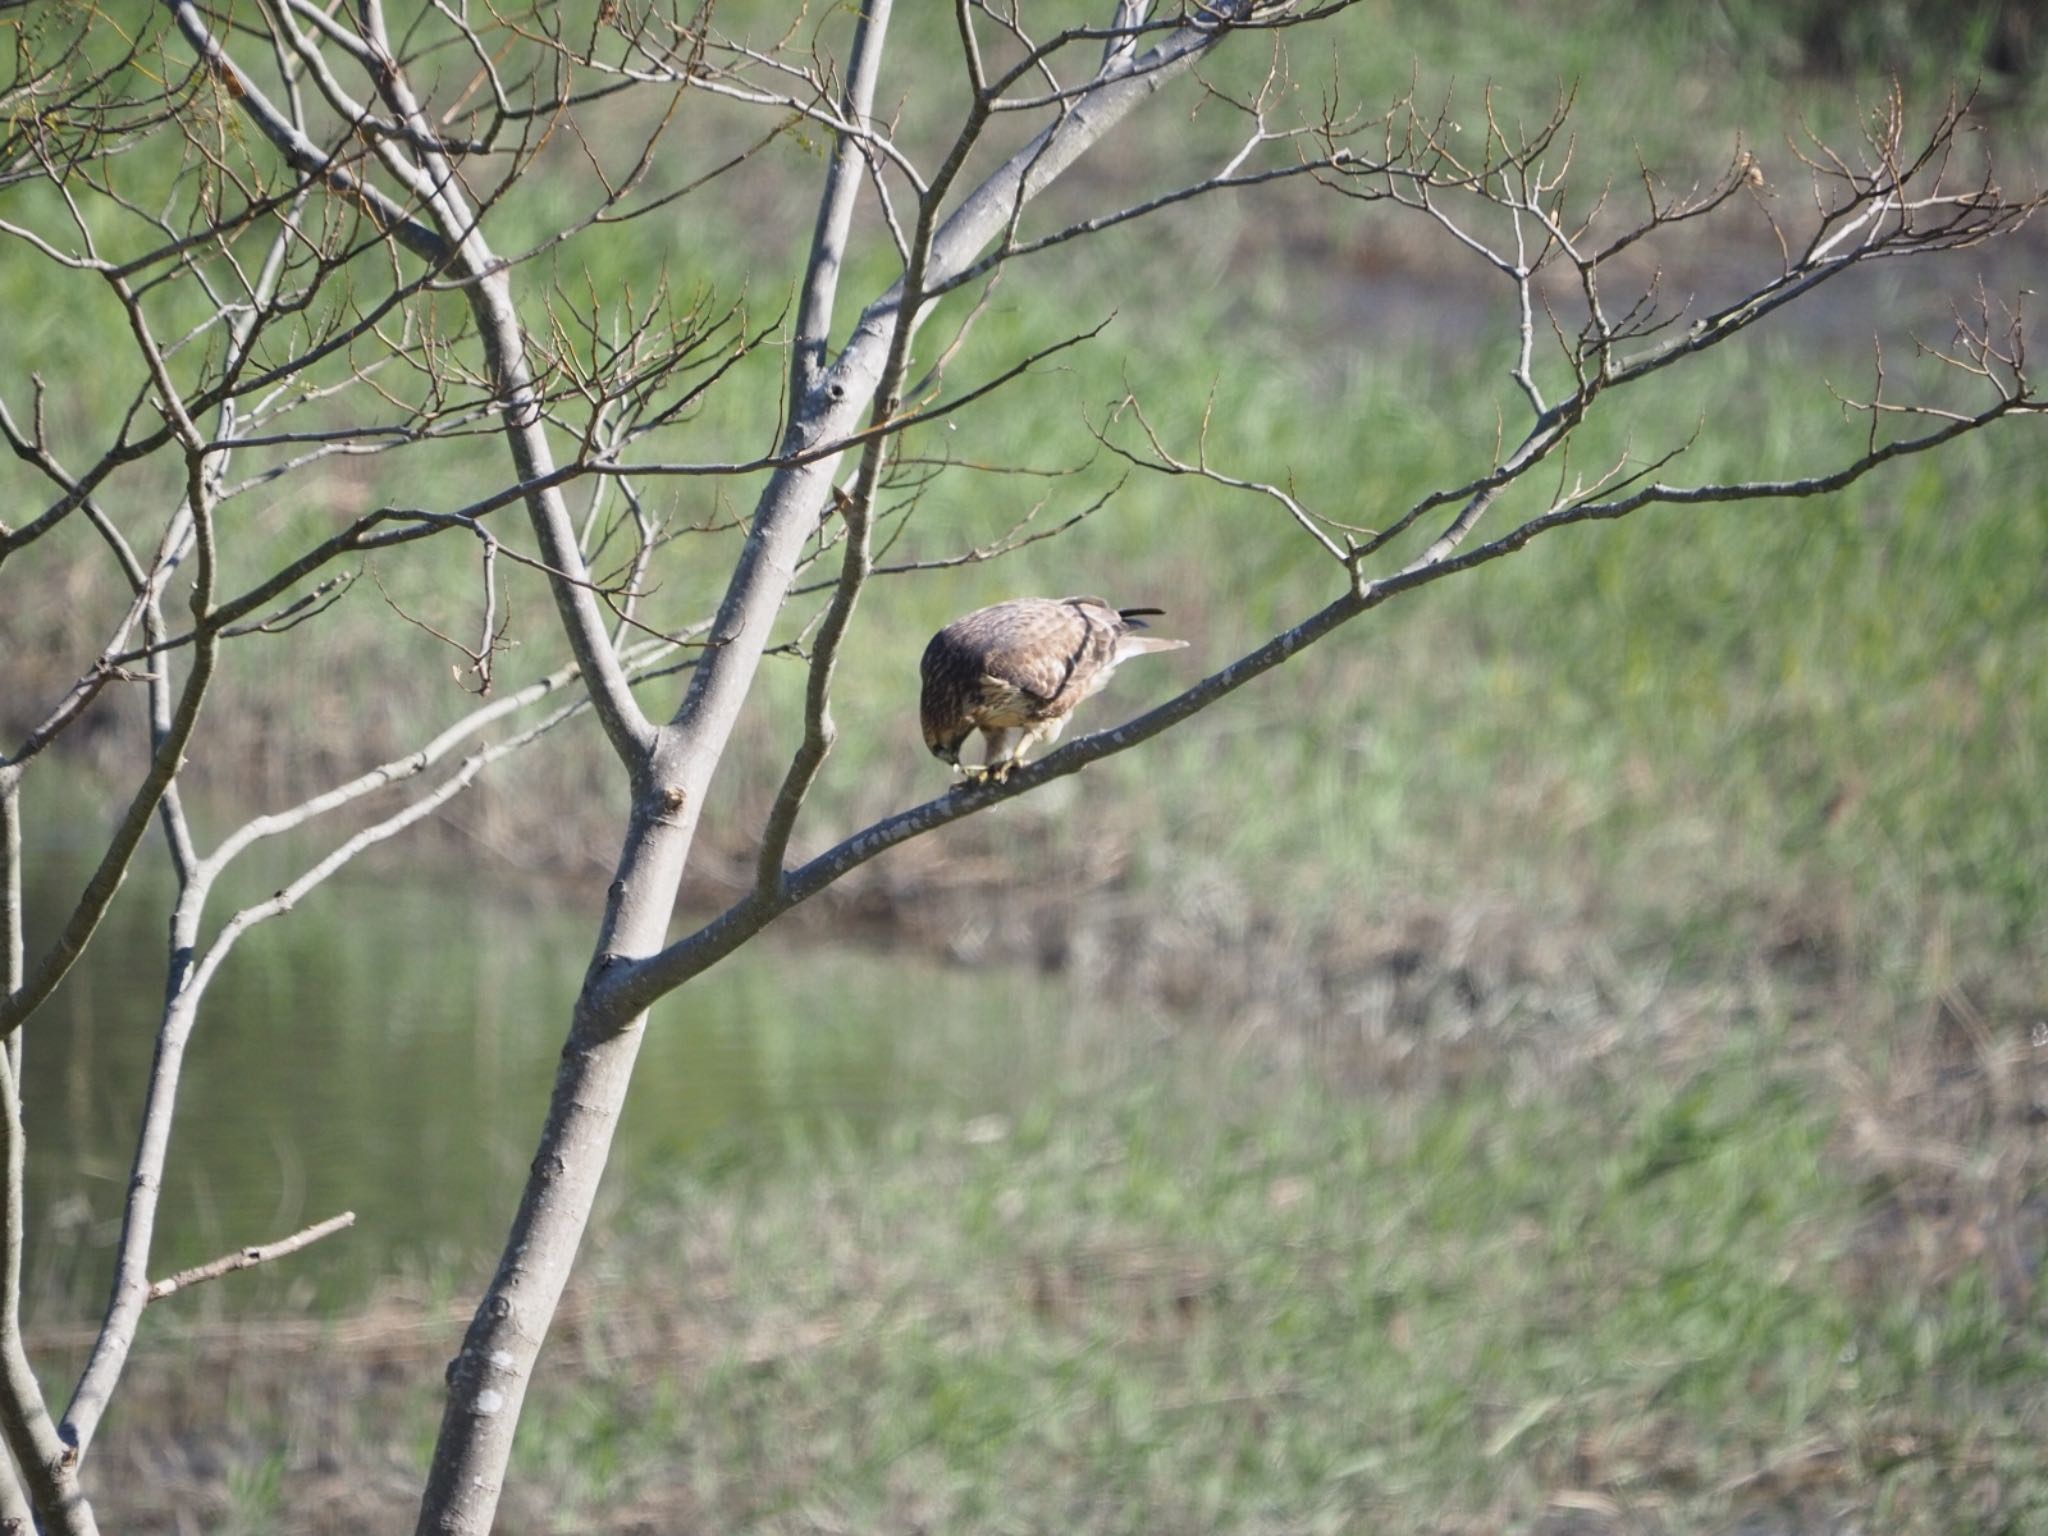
xmin=58 ymin=685 xmax=588 ymax=1458
xmin=146 ymin=1212 xmax=358 ymax=1302
xmin=0 ymin=458 xmax=219 ymax=1041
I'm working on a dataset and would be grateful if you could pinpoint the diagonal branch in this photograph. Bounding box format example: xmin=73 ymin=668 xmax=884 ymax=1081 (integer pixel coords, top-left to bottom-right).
xmin=788 ymin=0 xmax=895 ymax=401
xmin=160 ymin=0 xmax=444 ymax=260
xmin=606 ymin=379 xmax=2043 ymax=1014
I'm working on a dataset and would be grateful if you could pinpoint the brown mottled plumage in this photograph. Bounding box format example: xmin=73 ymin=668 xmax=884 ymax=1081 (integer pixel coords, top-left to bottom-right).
xmin=920 ymin=596 xmax=1189 ymax=783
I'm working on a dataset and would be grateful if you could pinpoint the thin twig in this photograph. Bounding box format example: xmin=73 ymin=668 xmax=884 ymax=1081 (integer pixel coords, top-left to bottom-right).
xmin=147 ymin=1213 xmax=357 ymax=1302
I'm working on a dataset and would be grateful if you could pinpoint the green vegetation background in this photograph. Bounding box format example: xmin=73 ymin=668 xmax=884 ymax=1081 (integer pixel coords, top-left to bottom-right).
xmin=4 ymin=2 xmax=2043 ymax=1531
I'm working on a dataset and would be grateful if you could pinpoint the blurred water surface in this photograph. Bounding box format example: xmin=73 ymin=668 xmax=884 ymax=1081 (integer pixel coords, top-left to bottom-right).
xmin=17 ymin=833 xmax=1067 ymax=1325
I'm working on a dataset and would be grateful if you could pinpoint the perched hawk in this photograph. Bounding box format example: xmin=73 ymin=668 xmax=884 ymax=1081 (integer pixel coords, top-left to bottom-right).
xmin=920 ymin=596 xmax=1188 ymax=783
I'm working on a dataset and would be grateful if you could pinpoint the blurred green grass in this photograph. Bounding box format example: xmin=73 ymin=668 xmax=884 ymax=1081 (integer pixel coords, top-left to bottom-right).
xmin=76 ymin=987 xmax=2044 ymax=1532
xmin=570 ymin=1031 xmax=2037 ymax=1534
